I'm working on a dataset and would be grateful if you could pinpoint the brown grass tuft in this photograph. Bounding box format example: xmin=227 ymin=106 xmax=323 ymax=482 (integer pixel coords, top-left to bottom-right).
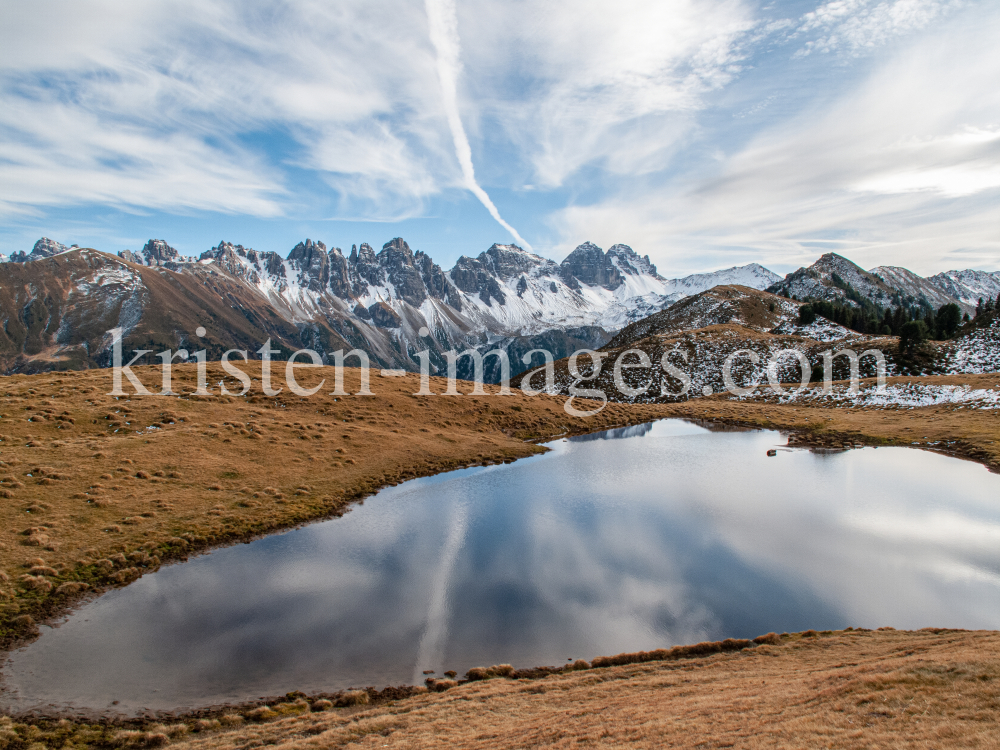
xmin=18 ymin=575 xmax=53 ymax=592
xmin=466 ymin=664 xmax=516 ymax=681
xmin=246 ymin=706 xmax=278 ymax=722
xmin=113 ymin=730 xmax=169 ymax=748
xmin=334 ymin=689 xmax=370 ymax=707
xmin=753 ymin=632 xmax=783 ymax=645
xmin=55 ymin=581 xmax=89 ymax=595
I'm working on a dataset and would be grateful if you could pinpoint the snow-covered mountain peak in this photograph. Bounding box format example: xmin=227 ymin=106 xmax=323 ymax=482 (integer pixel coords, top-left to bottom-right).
xmin=663 ymin=263 xmax=781 ymax=297
xmin=607 ymin=244 xmax=661 ymax=279
xmin=928 ymin=269 xmax=1000 ymax=307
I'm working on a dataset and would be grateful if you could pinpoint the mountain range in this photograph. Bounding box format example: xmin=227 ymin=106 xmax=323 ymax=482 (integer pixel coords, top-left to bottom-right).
xmin=0 ymin=237 xmax=996 ymax=380
xmin=0 ymin=237 xmax=776 ymax=376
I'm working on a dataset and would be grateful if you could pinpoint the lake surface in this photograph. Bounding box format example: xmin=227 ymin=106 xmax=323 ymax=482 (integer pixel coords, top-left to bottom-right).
xmin=4 ymin=419 xmax=1000 ymax=715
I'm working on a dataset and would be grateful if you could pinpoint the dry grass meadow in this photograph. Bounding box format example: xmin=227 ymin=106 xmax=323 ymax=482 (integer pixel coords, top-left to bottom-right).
xmin=0 ymin=363 xmax=997 ymax=747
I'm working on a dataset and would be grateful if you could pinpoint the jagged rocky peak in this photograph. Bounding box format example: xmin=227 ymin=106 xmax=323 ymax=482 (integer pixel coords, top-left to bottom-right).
xmin=450 ymin=252 xmax=509 ymax=307
xmin=142 ymin=239 xmax=179 ymax=266
xmin=201 ymin=240 xmax=255 ymax=261
xmin=349 ymin=243 xmax=378 ymax=264
xmin=481 ymin=243 xmax=555 ymax=279
xmin=287 ymin=238 xmax=331 ymax=293
xmin=413 ymin=249 xmax=451 ymax=304
xmin=378 ymin=238 xmax=428 ymax=306
xmin=32 ymin=237 xmax=69 ymax=258
xmin=10 ymin=237 xmax=72 ymax=263
xmin=288 ymin=238 xmax=326 ymax=259
xmin=607 ymin=244 xmax=660 ymax=278
xmin=560 ymin=241 xmax=624 ymax=291
xmin=350 ymin=242 xmax=383 ymax=288
xmin=196 ymin=240 xmax=274 ymax=285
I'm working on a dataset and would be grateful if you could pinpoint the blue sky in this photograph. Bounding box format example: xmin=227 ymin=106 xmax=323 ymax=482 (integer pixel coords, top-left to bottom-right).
xmin=1 ymin=0 xmax=997 ymax=276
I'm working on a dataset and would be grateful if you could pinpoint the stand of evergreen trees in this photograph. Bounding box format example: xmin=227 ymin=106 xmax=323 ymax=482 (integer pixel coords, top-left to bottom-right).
xmin=792 ymin=279 xmax=1000 ymax=342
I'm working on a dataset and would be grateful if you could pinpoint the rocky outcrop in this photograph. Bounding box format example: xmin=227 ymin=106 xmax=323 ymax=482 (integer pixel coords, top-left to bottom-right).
xmin=141 ymin=239 xmax=180 ymax=266
xmin=31 ymin=238 xmax=69 ymax=259
xmin=414 ymin=250 xmax=452 ymax=305
xmin=11 ymin=238 xmax=71 ymax=263
xmin=350 ymin=243 xmax=384 ymax=289
xmin=607 ymin=244 xmax=659 ymax=278
xmin=451 ymin=255 xmax=507 ymax=306
xmin=378 ymin=238 xmax=427 ymax=306
xmin=559 ymin=242 xmax=625 ymax=291
xmin=367 ymin=301 xmax=403 ymax=328
xmin=287 ymin=239 xmax=330 ymax=293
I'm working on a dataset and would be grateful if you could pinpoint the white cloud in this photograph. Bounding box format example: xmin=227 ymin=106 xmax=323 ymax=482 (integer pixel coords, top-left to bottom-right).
xmin=795 ymin=0 xmax=962 ymax=56
xmin=0 ymin=0 xmax=763 ymax=229
xmin=550 ymin=2 xmax=1000 ymax=276
xmin=0 ymin=0 xmax=452 ymax=219
xmin=457 ymin=0 xmax=758 ymax=188
xmin=0 ymin=91 xmax=285 ymax=218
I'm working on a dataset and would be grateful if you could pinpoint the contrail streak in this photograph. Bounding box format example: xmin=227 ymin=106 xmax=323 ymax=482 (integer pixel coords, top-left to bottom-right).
xmin=424 ymin=0 xmax=532 ymax=250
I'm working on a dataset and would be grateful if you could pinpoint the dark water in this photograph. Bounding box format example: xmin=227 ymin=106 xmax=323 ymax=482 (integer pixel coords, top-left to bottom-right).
xmin=4 ymin=419 xmax=1000 ymax=715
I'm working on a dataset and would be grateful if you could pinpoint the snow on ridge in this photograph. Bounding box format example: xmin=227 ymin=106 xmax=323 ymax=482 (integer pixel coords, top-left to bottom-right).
xmin=739 ymin=382 xmax=1000 ymax=410
xmin=927 ymin=269 xmax=1000 ymax=307
xmin=942 ymin=319 xmax=1000 ymax=375
xmin=660 ymin=263 xmax=781 ymax=297
xmin=769 ymin=318 xmax=855 ymax=343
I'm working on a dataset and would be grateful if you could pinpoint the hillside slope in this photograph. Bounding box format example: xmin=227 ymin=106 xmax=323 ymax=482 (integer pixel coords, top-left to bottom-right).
xmin=606 ymin=285 xmax=800 ymax=349
xmin=928 ymin=269 xmax=1000 ymax=307
xmin=0 ymin=250 xmax=314 ymax=374
xmin=872 ymin=265 xmax=970 ymax=313
xmin=767 ymin=253 xmax=901 ymax=308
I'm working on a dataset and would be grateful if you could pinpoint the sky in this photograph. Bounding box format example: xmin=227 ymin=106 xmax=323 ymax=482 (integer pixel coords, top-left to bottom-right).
xmin=1 ymin=0 xmax=998 ymax=276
